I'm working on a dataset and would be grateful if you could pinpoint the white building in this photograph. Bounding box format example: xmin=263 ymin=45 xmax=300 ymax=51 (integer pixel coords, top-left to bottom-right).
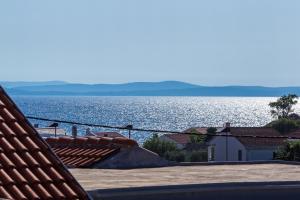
xmin=159 ymin=123 xmax=299 ymax=162
xmin=207 ymin=124 xmax=288 ymax=162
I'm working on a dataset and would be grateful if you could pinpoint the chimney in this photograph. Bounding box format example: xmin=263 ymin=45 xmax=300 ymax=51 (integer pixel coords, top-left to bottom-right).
xmin=224 ymin=122 xmax=231 ymax=133
xmin=224 ymin=122 xmax=231 ymax=128
xmin=72 ymin=125 xmax=78 ymax=138
xmin=86 ymin=128 xmax=91 ymax=135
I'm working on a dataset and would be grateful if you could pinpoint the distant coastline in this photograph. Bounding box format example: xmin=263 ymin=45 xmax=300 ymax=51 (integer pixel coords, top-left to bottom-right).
xmin=2 ymin=81 xmax=300 ymax=97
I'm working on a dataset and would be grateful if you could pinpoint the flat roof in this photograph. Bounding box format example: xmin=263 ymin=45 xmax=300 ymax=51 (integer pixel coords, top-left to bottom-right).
xmin=70 ymin=163 xmax=300 ymax=191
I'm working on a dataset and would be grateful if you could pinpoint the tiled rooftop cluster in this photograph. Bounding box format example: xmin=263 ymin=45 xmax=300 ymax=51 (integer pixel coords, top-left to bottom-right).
xmin=0 ymin=87 xmax=89 ymax=200
xmin=46 ymin=136 xmax=138 ymax=168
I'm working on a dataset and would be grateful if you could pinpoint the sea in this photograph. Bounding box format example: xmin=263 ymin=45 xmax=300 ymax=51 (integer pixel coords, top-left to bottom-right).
xmin=11 ymin=96 xmax=300 ymax=144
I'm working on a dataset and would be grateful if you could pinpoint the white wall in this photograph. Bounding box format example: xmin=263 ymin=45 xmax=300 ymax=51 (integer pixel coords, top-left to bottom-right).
xmin=247 ymin=149 xmax=276 ymax=161
xmin=208 ymin=134 xmax=278 ymax=161
xmin=207 ymin=135 xmax=247 ymax=162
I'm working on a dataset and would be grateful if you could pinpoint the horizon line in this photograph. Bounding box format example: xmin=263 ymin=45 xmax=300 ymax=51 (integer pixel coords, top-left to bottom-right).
xmin=1 ymin=80 xmax=300 ymax=88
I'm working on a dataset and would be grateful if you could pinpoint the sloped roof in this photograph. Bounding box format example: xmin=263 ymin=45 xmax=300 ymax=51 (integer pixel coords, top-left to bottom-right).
xmin=162 ymin=134 xmax=191 ymax=145
xmin=229 ymin=127 xmax=281 ymax=137
xmin=45 ymin=136 xmax=138 ymax=168
xmin=163 ymin=127 xmax=208 ymax=145
xmin=221 ymin=127 xmax=300 ymax=148
xmin=183 ymin=127 xmax=208 ymax=134
xmin=0 ymin=87 xmax=89 ymax=199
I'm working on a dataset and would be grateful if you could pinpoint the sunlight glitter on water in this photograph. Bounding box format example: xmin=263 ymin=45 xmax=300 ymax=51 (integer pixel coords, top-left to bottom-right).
xmin=12 ymin=96 xmax=300 ymax=144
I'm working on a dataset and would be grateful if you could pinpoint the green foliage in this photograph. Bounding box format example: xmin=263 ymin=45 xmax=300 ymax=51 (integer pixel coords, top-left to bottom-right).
xmin=143 ymin=134 xmax=208 ymax=163
xmin=163 ymin=150 xmax=207 ymax=162
xmin=189 ymin=151 xmax=208 ymax=162
xmin=269 ymin=94 xmax=298 ymax=119
xmin=187 ymin=127 xmax=207 ymax=144
xmin=207 ymin=127 xmax=217 ymax=134
xmin=143 ymin=134 xmax=177 ymax=157
xmin=163 ymin=151 xmax=185 ymax=162
xmin=268 ymin=118 xmax=300 ymax=134
xmin=204 ymin=127 xmax=217 ymax=142
xmin=288 ymin=113 xmax=300 ymax=120
xmin=188 ymin=128 xmax=200 ymax=134
xmin=189 ymin=134 xmax=205 ymax=144
xmin=275 ymin=141 xmax=300 ymax=161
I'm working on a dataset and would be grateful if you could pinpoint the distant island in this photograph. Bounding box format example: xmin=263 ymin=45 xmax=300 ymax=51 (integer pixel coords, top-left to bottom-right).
xmin=1 ymin=81 xmax=300 ymax=97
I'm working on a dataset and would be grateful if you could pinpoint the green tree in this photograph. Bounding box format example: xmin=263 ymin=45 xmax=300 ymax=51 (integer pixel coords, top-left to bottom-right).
xmin=143 ymin=134 xmax=177 ymax=156
xmin=188 ymin=128 xmax=207 ymax=144
xmin=275 ymin=140 xmax=300 ymax=161
xmin=269 ymin=118 xmax=300 ymax=134
xmin=189 ymin=151 xmax=208 ymax=162
xmin=269 ymin=94 xmax=298 ymax=119
xmin=163 ymin=151 xmax=185 ymax=162
xmin=189 ymin=134 xmax=205 ymax=144
xmin=207 ymin=127 xmax=217 ymax=134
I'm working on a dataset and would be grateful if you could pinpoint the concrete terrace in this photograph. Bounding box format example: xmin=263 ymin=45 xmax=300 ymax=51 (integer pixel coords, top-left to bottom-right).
xmin=70 ymin=163 xmax=300 ymax=190
xmin=70 ymin=163 xmax=300 ymax=200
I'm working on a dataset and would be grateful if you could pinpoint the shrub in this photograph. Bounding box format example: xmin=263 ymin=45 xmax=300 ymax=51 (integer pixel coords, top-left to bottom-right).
xmin=269 ymin=118 xmax=300 ymax=134
xmin=189 ymin=134 xmax=206 ymax=144
xmin=288 ymin=113 xmax=300 ymax=120
xmin=189 ymin=151 xmax=208 ymax=162
xmin=143 ymin=134 xmax=178 ymax=156
xmin=143 ymin=134 xmax=208 ymax=163
xmin=207 ymin=127 xmax=217 ymax=134
xmin=275 ymin=141 xmax=300 ymax=161
xmin=164 ymin=151 xmax=185 ymax=162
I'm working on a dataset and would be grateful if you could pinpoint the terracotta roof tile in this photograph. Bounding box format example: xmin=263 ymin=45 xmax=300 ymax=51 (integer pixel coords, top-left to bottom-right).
xmin=162 ymin=134 xmax=191 ymax=145
xmin=0 ymin=87 xmax=89 ymax=200
xmin=184 ymin=127 xmax=208 ymax=134
xmin=221 ymin=127 xmax=300 ymax=148
xmin=45 ymin=136 xmax=138 ymax=168
xmin=0 ymin=185 xmax=13 ymax=199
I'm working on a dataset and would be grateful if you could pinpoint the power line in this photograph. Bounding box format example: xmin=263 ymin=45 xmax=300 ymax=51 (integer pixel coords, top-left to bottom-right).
xmin=26 ymin=116 xmax=300 ymax=140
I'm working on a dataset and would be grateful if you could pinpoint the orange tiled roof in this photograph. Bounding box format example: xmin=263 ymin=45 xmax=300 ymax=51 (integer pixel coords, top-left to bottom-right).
xmin=45 ymin=136 xmax=138 ymax=168
xmin=0 ymin=87 xmax=89 ymax=200
xmin=184 ymin=127 xmax=208 ymax=134
xmin=163 ymin=134 xmax=191 ymax=145
xmin=229 ymin=127 xmax=284 ymax=148
xmin=222 ymin=127 xmax=300 ymax=148
xmin=164 ymin=127 xmax=207 ymax=145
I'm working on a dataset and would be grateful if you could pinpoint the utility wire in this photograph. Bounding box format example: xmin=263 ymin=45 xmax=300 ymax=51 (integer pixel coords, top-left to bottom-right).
xmin=26 ymin=116 xmax=300 ymax=140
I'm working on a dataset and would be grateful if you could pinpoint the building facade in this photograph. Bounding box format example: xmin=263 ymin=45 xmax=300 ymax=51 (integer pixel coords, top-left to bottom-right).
xmin=207 ymin=125 xmax=289 ymax=162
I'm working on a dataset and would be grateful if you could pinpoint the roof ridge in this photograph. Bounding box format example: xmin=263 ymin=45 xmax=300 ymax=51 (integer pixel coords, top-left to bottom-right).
xmin=46 ymin=135 xmax=138 ymax=147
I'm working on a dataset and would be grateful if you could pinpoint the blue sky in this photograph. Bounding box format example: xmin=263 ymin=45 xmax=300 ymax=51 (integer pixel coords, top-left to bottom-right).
xmin=0 ymin=0 xmax=300 ymax=86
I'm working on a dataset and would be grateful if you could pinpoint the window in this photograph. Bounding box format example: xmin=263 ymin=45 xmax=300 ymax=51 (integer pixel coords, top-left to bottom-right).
xmin=238 ymin=150 xmax=243 ymax=161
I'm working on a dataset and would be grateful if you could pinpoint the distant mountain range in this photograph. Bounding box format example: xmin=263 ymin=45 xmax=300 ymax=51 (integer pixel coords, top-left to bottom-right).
xmin=1 ymin=81 xmax=300 ymax=97
xmin=0 ymin=81 xmax=67 ymax=88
